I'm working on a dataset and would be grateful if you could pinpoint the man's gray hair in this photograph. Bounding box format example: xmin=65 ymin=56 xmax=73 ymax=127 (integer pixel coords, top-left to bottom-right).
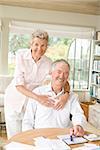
xmin=51 ymin=59 xmax=70 ymax=71
xmin=31 ymin=29 xmax=49 ymax=41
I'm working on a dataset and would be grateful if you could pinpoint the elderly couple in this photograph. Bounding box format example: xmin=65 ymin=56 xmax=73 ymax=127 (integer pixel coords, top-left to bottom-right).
xmin=4 ymin=30 xmax=86 ymax=139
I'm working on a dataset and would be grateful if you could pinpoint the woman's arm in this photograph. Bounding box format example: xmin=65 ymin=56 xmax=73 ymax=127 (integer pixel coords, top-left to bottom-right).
xmin=64 ymin=81 xmax=70 ymax=94
xmin=16 ymin=85 xmax=55 ymax=107
xmin=15 ymin=50 xmax=54 ymax=107
xmin=53 ymin=81 xmax=70 ymax=110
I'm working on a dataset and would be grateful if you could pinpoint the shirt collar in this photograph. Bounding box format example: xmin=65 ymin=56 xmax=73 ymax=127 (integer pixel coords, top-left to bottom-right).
xmin=22 ymin=49 xmax=32 ymax=60
xmin=23 ymin=49 xmax=45 ymax=63
xmin=46 ymin=83 xmax=64 ymax=98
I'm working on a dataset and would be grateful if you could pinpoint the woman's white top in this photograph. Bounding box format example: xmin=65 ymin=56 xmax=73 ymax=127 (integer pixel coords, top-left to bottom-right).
xmin=4 ymin=49 xmax=52 ymax=112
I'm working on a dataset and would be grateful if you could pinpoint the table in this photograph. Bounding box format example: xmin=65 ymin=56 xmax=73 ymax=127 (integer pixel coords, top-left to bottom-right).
xmin=7 ymin=128 xmax=100 ymax=149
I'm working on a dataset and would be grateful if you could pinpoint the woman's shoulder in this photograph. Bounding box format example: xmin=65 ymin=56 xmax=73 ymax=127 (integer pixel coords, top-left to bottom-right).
xmin=16 ymin=48 xmax=29 ymax=55
xmin=42 ymin=55 xmax=52 ymax=63
xmin=16 ymin=49 xmax=31 ymax=60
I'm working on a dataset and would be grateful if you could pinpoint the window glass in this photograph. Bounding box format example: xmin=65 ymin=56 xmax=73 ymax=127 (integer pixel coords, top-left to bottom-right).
xmin=8 ymin=33 xmax=30 ymax=75
xmin=8 ymin=32 xmax=92 ymax=90
xmin=68 ymin=39 xmax=91 ymax=90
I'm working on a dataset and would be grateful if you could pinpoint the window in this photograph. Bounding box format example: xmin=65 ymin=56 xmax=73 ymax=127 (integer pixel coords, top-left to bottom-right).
xmin=0 ymin=20 xmax=2 ymax=74
xmin=8 ymin=33 xmax=30 ymax=75
xmin=8 ymin=21 xmax=94 ymax=90
xmin=68 ymin=39 xmax=91 ymax=90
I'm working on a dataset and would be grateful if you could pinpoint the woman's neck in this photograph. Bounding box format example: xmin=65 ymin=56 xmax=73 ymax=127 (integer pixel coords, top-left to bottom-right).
xmin=31 ymin=49 xmax=41 ymax=62
xmin=32 ymin=56 xmax=41 ymax=62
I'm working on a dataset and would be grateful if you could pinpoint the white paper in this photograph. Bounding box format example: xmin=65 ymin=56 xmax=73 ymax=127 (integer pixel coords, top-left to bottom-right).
xmin=84 ymin=134 xmax=100 ymax=141
xmin=72 ymin=143 xmax=100 ymax=150
xmin=34 ymin=136 xmax=71 ymax=150
xmin=57 ymin=134 xmax=88 ymax=145
xmin=4 ymin=142 xmax=35 ymax=150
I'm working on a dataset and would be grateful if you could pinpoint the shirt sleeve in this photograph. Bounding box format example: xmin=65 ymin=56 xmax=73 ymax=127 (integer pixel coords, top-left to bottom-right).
xmin=14 ymin=50 xmax=25 ymax=86
xmin=70 ymin=94 xmax=87 ymax=128
xmin=22 ymin=99 xmax=37 ymax=131
xmin=22 ymin=87 xmax=40 ymax=131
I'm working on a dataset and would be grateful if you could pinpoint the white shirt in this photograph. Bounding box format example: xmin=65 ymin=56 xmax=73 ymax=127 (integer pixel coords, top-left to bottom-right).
xmin=22 ymin=84 xmax=86 ymax=131
xmin=5 ymin=49 xmax=52 ymax=112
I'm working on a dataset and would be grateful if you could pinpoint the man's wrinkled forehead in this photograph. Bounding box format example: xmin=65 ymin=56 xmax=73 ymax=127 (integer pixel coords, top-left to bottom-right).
xmin=56 ymin=62 xmax=69 ymax=70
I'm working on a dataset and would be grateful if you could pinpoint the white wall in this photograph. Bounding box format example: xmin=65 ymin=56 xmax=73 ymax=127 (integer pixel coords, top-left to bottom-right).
xmin=96 ymin=15 xmax=100 ymax=31
xmin=0 ymin=5 xmax=99 ymax=29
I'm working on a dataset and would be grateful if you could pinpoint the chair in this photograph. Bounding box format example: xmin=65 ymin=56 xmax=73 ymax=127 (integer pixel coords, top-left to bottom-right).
xmin=0 ymin=75 xmax=13 ymax=130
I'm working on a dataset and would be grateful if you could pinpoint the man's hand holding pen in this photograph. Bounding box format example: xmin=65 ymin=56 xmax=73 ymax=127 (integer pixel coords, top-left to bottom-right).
xmin=70 ymin=125 xmax=85 ymax=140
xmin=70 ymin=135 xmax=73 ymax=141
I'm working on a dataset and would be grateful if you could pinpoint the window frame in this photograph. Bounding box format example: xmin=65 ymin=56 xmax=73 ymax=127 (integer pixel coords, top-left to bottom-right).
xmin=0 ymin=19 xmax=95 ymax=91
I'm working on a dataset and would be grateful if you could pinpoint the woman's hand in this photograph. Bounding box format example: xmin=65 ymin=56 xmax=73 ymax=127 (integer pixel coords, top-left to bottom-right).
xmin=37 ymin=95 xmax=55 ymax=107
xmin=70 ymin=125 xmax=85 ymax=137
xmin=53 ymin=92 xmax=69 ymax=110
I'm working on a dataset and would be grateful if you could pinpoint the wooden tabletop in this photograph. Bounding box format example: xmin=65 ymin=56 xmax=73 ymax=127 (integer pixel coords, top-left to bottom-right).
xmin=7 ymin=128 xmax=100 ymax=149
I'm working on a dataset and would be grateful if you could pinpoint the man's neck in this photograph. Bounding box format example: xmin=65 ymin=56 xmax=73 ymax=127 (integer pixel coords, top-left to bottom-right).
xmin=51 ymin=84 xmax=62 ymax=95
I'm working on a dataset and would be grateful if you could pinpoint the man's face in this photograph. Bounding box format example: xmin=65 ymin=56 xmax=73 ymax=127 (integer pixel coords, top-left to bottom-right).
xmin=31 ymin=37 xmax=48 ymax=60
xmin=51 ymin=62 xmax=69 ymax=88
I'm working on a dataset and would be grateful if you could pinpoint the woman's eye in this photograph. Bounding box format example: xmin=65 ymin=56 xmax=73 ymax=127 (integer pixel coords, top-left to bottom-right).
xmin=35 ymin=43 xmax=38 ymax=46
xmin=42 ymin=44 xmax=46 ymax=48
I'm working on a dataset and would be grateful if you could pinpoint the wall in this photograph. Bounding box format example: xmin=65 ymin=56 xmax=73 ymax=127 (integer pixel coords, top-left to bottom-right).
xmin=96 ymin=15 xmax=100 ymax=30
xmin=0 ymin=5 xmax=99 ymax=29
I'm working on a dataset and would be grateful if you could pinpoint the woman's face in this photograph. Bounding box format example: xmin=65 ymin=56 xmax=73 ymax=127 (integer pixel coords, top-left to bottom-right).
xmin=30 ymin=37 xmax=48 ymax=61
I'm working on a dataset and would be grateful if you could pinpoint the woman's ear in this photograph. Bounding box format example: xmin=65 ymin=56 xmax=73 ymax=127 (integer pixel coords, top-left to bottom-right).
xmin=29 ymin=40 xmax=33 ymax=47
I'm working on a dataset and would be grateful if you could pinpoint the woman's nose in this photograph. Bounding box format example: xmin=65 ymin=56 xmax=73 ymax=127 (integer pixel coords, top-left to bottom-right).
xmin=37 ymin=46 xmax=40 ymax=50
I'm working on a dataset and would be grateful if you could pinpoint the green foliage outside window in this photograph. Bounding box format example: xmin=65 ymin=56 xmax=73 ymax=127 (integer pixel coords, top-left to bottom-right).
xmin=8 ymin=33 xmax=91 ymax=90
xmin=9 ymin=33 xmax=30 ymax=55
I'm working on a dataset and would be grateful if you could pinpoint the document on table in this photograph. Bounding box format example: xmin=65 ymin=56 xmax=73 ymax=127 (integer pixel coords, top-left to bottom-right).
xmin=5 ymin=142 xmax=35 ymax=150
xmin=4 ymin=142 xmax=51 ymax=150
xmin=84 ymin=134 xmax=100 ymax=141
xmin=72 ymin=143 xmax=100 ymax=150
xmin=57 ymin=134 xmax=88 ymax=145
xmin=34 ymin=136 xmax=71 ymax=150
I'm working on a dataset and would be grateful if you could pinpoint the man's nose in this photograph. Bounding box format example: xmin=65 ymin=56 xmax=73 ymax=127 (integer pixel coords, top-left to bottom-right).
xmin=60 ymin=72 xmax=64 ymax=78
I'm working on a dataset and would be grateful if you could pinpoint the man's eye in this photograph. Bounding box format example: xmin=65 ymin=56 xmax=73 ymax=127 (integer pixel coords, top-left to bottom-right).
xmin=35 ymin=43 xmax=38 ymax=46
xmin=57 ymin=70 xmax=61 ymax=74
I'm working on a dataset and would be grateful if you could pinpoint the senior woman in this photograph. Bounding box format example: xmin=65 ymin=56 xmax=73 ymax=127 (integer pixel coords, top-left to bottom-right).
xmin=4 ymin=30 xmax=70 ymax=139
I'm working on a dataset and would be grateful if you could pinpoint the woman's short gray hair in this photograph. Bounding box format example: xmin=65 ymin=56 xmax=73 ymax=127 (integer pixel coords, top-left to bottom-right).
xmin=31 ymin=29 xmax=49 ymax=41
xmin=51 ymin=59 xmax=70 ymax=71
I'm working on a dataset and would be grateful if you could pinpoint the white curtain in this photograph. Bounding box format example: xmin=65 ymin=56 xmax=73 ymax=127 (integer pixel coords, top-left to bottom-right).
xmin=9 ymin=20 xmax=95 ymax=39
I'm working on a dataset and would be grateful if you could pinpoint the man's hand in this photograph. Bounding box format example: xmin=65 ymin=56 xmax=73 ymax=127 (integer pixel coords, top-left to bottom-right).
xmin=70 ymin=125 xmax=85 ymax=137
xmin=53 ymin=92 xmax=69 ymax=110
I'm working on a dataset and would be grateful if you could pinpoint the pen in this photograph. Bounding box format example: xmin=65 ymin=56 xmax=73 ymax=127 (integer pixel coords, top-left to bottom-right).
xmin=70 ymin=135 xmax=73 ymax=141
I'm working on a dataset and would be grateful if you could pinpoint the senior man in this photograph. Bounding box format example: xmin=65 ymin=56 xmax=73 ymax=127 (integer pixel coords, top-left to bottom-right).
xmin=22 ymin=59 xmax=86 ymax=136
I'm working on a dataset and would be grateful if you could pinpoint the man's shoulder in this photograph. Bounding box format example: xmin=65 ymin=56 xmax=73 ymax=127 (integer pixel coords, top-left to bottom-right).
xmin=69 ymin=92 xmax=79 ymax=101
xmin=33 ymin=84 xmax=50 ymax=94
